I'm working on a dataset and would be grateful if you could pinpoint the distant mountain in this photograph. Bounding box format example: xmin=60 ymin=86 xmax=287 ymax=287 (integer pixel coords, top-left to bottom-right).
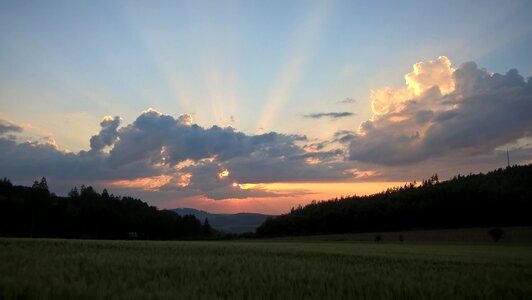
xmin=172 ymin=208 xmax=272 ymax=233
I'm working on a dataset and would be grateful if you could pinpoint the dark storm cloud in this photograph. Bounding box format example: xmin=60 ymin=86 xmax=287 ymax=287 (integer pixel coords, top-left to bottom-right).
xmin=349 ymin=62 xmax=532 ymax=165
xmin=303 ymin=112 xmax=355 ymax=119
xmin=0 ymin=119 xmax=23 ymax=135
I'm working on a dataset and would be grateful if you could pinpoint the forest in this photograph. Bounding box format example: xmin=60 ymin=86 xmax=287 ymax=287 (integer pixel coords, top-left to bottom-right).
xmin=257 ymin=165 xmax=532 ymax=236
xmin=0 ymin=179 xmax=213 ymax=239
xmin=2 ymin=164 xmax=531 ymax=240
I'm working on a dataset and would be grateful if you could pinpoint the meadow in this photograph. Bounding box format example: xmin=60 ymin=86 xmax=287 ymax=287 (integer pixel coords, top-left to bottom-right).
xmin=1 ymin=238 xmax=532 ymax=299
xmin=273 ymin=226 xmax=532 ymax=243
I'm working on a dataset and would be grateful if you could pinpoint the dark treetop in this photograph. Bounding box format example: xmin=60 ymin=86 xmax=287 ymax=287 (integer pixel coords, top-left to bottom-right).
xmin=257 ymin=165 xmax=532 ymax=237
xmin=0 ymin=179 xmax=213 ymax=240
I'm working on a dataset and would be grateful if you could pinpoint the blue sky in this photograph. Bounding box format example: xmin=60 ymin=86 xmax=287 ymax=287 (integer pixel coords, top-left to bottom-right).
xmin=1 ymin=1 xmax=532 ymax=213
xmin=2 ymin=0 xmax=531 ymax=150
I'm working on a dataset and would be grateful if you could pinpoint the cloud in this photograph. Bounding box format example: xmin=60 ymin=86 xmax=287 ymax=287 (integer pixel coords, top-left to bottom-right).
xmin=303 ymin=112 xmax=355 ymax=119
xmin=339 ymin=97 xmax=356 ymax=104
xmin=370 ymin=56 xmax=455 ymax=117
xmin=0 ymin=119 xmax=23 ymax=135
xmin=177 ymin=113 xmax=193 ymax=126
xmin=333 ymin=130 xmax=357 ymax=144
xmin=107 ymin=109 xmax=308 ymax=168
xmin=0 ymin=109 xmax=357 ymax=202
xmin=89 ymin=116 xmax=121 ymax=152
xmin=4 ymin=56 xmax=531 ymax=206
xmin=349 ymin=56 xmax=532 ymax=165
xmin=405 ymin=56 xmax=455 ymax=96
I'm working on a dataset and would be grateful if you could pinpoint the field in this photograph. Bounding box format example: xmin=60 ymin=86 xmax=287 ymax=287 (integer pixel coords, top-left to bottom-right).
xmin=273 ymin=226 xmax=532 ymax=243
xmin=1 ymin=238 xmax=532 ymax=299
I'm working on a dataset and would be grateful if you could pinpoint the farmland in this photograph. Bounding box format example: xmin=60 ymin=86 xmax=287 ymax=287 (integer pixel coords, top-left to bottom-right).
xmin=1 ymin=237 xmax=531 ymax=299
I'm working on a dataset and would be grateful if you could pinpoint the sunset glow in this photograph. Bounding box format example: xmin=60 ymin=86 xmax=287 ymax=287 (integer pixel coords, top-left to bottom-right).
xmin=111 ymin=175 xmax=173 ymax=191
xmin=1 ymin=1 xmax=531 ymax=215
xmin=2 ymin=3 xmax=532 ymax=299
xmin=218 ymin=170 xmax=230 ymax=179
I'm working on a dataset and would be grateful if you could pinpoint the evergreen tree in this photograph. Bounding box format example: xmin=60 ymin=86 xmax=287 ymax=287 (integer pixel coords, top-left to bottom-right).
xmin=257 ymin=165 xmax=532 ymax=237
xmin=39 ymin=177 xmax=49 ymax=191
xmin=203 ymin=218 xmax=213 ymax=235
xmin=68 ymin=187 xmax=79 ymax=198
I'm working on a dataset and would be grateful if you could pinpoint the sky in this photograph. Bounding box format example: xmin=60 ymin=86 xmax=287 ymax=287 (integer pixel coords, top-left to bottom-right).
xmin=1 ymin=0 xmax=532 ymax=214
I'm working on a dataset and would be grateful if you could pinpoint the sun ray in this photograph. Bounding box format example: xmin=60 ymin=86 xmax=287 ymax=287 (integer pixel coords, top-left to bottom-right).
xmin=256 ymin=1 xmax=333 ymax=132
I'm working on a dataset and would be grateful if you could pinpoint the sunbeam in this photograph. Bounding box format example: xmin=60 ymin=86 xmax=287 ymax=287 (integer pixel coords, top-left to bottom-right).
xmin=256 ymin=1 xmax=333 ymax=132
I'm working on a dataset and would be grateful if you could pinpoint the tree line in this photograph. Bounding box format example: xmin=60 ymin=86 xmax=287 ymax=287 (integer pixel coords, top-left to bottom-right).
xmin=0 ymin=178 xmax=214 ymax=240
xmin=256 ymin=165 xmax=532 ymax=237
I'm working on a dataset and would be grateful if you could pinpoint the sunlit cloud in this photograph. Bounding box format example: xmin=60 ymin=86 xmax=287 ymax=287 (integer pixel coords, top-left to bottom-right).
xmin=174 ymin=173 xmax=192 ymax=188
xmin=369 ymin=56 xmax=456 ymax=118
xmin=237 ymin=183 xmax=257 ymax=190
xmin=369 ymin=87 xmax=412 ymax=118
xmin=111 ymin=175 xmax=173 ymax=191
xmin=305 ymin=157 xmax=321 ymax=165
xmin=351 ymin=56 xmax=532 ymax=165
xmin=218 ymin=169 xmax=230 ymax=178
xmin=174 ymin=159 xmax=197 ymax=170
xmin=405 ymin=56 xmax=455 ymax=96
xmin=234 ymin=183 xmax=264 ymax=191
xmin=346 ymin=168 xmax=378 ymax=179
xmin=244 ymin=181 xmax=405 ymax=199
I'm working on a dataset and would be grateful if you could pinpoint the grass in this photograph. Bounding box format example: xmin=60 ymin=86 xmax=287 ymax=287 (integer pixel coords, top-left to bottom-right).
xmin=1 ymin=238 xmax=531 ymax=299
xmin=271 ymin=226 xmax=532 ymax=244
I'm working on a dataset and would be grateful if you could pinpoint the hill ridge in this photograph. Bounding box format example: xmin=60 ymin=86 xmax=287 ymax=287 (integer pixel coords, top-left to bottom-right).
xmin=257 ymin=165 xmax=532 ymax=236
xmin=171 ymin=208 xmax=272 ymax=233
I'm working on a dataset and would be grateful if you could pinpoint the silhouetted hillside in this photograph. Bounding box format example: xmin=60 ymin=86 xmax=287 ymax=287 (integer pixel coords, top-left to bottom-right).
xmin=257 ymin=165 xmax=532 ymax=237
xmin=172 ymin=208 xmax=271 ymax=233
xmin=0 ymin=179 xmax=213 ymax=239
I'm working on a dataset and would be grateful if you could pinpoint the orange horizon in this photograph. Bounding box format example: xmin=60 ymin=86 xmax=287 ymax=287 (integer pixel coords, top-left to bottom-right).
xmin=159 ymin=181 xmax=407 ymax=215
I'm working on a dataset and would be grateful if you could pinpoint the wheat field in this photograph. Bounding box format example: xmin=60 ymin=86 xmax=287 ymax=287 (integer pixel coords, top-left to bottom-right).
xmin=1 ymin=238 xmax=531 ymax=299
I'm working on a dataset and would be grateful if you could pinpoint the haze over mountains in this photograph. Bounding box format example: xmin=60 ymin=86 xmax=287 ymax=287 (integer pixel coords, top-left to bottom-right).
xmin=171 ymin=208 xmax=271 ymax=233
